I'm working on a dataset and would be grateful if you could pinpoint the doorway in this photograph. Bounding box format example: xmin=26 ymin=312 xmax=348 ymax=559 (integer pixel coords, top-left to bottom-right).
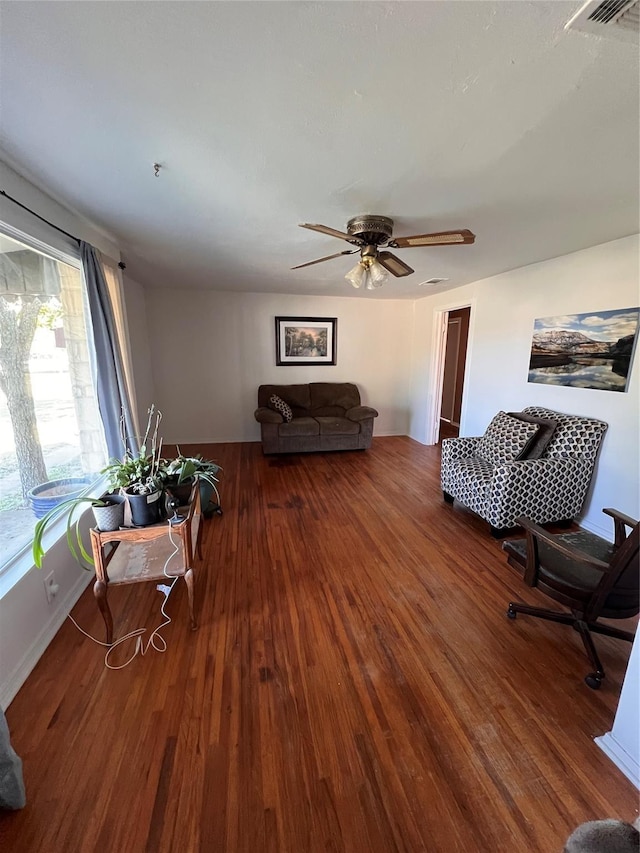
xmin=438 ymin=307 xmax=470 ymax=442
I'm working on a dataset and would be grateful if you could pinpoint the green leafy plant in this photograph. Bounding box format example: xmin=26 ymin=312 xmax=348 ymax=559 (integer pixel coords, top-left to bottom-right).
xmin=32 ymin=408 xmax=224 ymax=570
xmin=102 ymin=405 xmax=165 ymax=495
xmin=164 ymin=450 xmax=221 ymax=498
xmin=163 ymin=451 xmax=222 ymax=514
xmin=32 ymin=495 xmax=115 ymax=570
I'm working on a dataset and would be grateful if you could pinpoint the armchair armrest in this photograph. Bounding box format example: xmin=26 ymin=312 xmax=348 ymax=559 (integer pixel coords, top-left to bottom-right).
xmin=346 ymin=405 xmax=378 ymax=422
xmin=254 ymin=406 xmax=283 ymax=424
xmin=515 ymin=516 xmax=611 ymax=587
xmin=602 ymin=507 xmax=639 ymax=547
xmin=441 ymin=436 xmax=480 ymax=463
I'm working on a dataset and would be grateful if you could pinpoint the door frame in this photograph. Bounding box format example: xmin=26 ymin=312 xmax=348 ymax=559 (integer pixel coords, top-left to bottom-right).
xmin=425 ymin=298 xmax=475 ymax=445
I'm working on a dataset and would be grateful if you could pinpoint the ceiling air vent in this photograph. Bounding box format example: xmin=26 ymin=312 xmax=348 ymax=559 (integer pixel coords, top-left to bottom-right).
xmin=565 ymin=0 xmax=640 ymax=42
xmin=419 ymin=277 xmax=449 ymax=286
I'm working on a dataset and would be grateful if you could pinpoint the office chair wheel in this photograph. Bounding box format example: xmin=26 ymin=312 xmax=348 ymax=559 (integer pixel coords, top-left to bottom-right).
xmin=585 ymin=672 xmax=603 ymax=690
xmin=506 ymin=604 xmax=517 ymax=619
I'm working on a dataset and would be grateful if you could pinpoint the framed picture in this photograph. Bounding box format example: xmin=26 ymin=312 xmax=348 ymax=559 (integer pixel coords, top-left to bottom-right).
xmin=528 ymin=307 xmax=640 ymax=392
xmin=275 ymin=316 xmax=337 ymax=366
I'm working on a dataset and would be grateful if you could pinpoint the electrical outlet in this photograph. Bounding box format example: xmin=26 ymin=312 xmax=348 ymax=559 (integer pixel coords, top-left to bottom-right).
xmin=43 ymin=572 xmax=59 ymax=604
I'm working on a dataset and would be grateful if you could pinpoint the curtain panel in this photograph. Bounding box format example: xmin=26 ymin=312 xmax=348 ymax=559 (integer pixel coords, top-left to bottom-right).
xmin=80 ymin=242 xmax=138 ymax=459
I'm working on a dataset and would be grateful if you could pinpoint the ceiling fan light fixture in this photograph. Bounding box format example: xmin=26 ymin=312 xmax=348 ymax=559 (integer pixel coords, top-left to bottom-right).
xmin=368 ymin=260 xmax=389 ymax=287
xmin=294 ymin=218 xmax=475 ymax=286
xmin=345 ymin=261 xmax=366 ymax=288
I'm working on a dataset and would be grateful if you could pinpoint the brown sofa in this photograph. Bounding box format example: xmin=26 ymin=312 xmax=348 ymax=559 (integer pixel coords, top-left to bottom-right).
xmin=254 ymin=382 xmax=378 ymax=454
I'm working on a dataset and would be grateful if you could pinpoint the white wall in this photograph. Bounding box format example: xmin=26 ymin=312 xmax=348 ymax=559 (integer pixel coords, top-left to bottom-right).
xmin=0 ymin=519 xmax=93 ymax=709
xmin=144 ymin=290 xmax=414 ymax=443
xmin=409 ymin=234 xmax=640 ymax=538
xmin=0 ymin=158 xmax=119 ymax=260
xmin=122 ymin=274 xmax=156 ymax=427
xmin=596 ymin=632 xmax=640 ymax=789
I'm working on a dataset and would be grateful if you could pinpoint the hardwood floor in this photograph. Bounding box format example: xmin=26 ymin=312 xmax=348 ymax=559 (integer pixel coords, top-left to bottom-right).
xmin=1 ymin=437 xmax=637 ymax=852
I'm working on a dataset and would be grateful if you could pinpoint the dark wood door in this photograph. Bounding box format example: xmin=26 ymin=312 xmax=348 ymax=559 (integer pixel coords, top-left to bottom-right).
xmin=439 ymin=306 xmax=470 ymax=441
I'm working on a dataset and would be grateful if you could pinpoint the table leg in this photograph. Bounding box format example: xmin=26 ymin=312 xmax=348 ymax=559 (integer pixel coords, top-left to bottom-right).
xmin=184 ymin=567 xmax=197 ymax=631
xmin=93 ymin=579 xmax=113 ymax=645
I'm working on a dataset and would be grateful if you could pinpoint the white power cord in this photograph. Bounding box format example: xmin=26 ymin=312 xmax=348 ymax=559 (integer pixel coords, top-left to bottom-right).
xmin=67 ymin=524 xmax=183 ymax=669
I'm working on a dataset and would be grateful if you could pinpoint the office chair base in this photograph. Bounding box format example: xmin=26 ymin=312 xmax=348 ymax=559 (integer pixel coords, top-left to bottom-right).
xmin=507 ymin=602 xmax=610 ymax=688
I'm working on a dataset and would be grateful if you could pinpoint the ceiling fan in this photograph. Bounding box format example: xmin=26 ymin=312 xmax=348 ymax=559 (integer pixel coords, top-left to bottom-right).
xmin=292 ymin=215 xmax=475 ymax=289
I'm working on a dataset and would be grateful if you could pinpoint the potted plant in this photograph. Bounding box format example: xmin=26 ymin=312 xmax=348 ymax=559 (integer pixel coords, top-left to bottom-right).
xmin=32 ymin=493 xmax=126 ymax=570
xmin=101 ymin=405 xmax=165 ymax=527
xmin=163 ymin=451 xmax=222 ymax=516
xmin=27 ymin=476 xmax=94 ymax=519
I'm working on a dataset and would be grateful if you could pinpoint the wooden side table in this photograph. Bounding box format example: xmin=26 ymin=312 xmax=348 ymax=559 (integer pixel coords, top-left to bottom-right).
xmin=90 ymin=483 xmax=203 ymax=644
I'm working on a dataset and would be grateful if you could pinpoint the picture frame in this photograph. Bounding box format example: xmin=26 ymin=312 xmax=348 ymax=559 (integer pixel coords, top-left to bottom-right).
xmin=528 ymin=306 xmax=639 ymax=392
xmin=275 ymin=316 xmax=337 ymax=366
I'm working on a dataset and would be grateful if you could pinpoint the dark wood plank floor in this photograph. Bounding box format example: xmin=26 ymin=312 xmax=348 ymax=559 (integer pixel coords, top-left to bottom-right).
xmin=1 ymin=437 xmax=637 ymax=852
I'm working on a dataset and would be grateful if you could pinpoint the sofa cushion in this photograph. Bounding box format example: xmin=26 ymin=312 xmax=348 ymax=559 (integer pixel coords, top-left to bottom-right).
xmin=310 ymin=382 xmax=360 ymax=412
xmin=508 ymin=411 xmax=558 ymax=459
xmin=315 ymin=416 xmax=360 ymax=436
xmin=477 ymin=411 xmax=539 ymax=466
xmin=311 ymin=405 xmax=346 ymax=417
xmin=279 ymin=417 xmax=320 ymax=437
xmin=269 ymin=394 xmax=293 ymax=422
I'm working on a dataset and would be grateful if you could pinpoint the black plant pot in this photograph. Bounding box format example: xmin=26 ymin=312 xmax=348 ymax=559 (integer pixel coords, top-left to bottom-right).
xmin=124 ymin=488 xmax=162 ymax=527
xmin=164 ymin=476 xmax=195 ymax=508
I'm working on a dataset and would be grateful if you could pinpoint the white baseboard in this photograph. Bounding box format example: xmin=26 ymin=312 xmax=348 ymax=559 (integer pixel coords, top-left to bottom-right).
xmin=1 ymin=573 xmax=92 ymax=710
xmin=595 ymin=732 xmax=640 ymax=789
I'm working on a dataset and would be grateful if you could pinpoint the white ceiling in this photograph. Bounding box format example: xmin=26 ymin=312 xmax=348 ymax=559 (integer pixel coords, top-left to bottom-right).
xmin=0 ymin=1 xmax=638 ymax=299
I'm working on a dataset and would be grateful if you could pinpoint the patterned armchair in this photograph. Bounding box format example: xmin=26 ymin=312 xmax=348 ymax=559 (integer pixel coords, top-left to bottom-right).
xmin=441 ymin=407 xmax=607 ymax=535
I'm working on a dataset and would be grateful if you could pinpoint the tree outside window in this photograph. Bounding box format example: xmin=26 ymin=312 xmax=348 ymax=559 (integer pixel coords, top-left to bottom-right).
xmin=0 ymin=234 xmax=106 ymax=567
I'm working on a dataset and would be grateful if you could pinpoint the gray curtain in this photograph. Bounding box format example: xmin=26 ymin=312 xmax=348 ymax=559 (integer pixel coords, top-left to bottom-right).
xmin=80 ymin=242 xmax=138 ymax=459
xmin=0 ymin=708 xmax=25 ymax=810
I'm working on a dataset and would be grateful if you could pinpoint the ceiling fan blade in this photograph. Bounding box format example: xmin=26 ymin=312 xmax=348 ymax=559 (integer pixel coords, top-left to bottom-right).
xmin=291 ymin=249 xmax=357 ymax=270
xmin=377 ymin=251 xmax=414 ymax=278
xmin=392 ymin=229 xmax=475 ymax=249
xmin=299 ymin=223 xmax=354 ymax=242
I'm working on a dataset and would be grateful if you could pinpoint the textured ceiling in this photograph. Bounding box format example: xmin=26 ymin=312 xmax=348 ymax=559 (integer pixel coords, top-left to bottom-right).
xmin=0 ymin=1 xmax=638 ymax=299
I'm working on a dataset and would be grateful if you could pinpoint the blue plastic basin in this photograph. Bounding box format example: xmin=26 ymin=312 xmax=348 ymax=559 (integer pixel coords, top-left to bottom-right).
xmin=27 ymin=477 xmax=93 ymax=519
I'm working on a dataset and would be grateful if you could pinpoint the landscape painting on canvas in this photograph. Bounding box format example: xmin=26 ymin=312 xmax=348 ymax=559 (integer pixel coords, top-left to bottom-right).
xmin=528 ymin=307 xmax=640 ymax=392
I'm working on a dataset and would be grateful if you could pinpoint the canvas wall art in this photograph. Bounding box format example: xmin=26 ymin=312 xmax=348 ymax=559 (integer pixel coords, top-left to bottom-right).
xmin=528 ymin=307 xmax=639 ymax=392
xmin=275 ymin=316 xmax=337 ymax=366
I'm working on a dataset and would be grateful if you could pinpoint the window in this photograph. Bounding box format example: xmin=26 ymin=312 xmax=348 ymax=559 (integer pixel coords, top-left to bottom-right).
xmin=0 ymin=231 xmax=107 ymax=571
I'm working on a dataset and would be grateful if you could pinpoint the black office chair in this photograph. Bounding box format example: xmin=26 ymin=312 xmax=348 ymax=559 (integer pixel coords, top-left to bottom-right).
xmin=503 ymin=508 xmax=639 ymax=689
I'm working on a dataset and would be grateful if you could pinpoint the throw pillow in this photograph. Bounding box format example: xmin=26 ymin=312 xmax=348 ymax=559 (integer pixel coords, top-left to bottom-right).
xmin=508 ymin=412 xmax=558 ymax=459
xmin=269 ymin=394 xmax=293 ymax=423
xmin=477 ymin=411 xmax=539 ymax=466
